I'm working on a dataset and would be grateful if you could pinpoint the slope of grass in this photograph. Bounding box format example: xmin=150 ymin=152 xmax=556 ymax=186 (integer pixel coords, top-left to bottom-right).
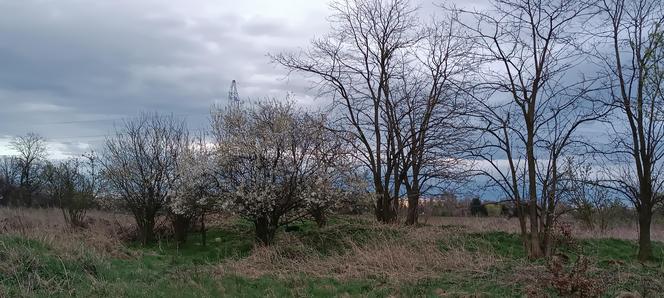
xmin=2 ymin=216 xmax=664 ymax=297
xmin=282 ymin=216 xmax=402 ymax=256
xmin=0 ymin=217 xmax=406 ymax=297
xmin=0 ymin=235 xmax=103 ymax=297
xmin=135 ymin=223 xmax=255 ymax=265
xmin=437 ymin=231 xmax=526 ymax=259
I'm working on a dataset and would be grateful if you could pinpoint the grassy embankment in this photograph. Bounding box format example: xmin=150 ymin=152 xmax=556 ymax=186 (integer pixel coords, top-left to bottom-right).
xmin=1 ymin=209 xmax=663 ymax=297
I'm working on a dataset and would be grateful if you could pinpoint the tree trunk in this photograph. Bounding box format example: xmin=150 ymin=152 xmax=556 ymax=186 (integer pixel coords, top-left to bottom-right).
xmin=200 ymin=211 xmax=206 ymax=247
xmin=311 ymin=208 xmax=327 ymax=228
xmin=255 ymin=216 xmax=278 ymax=245
xmin=375 ymin=195 xmax=382 ymax=221
xmin=526 ymin=116 xmax=544 ymax=259
xmin=528 ymin=207 xmax=544 ymax=258
xmin=173 ymin=214 xmax=191 ymax=245
xmin=526 ymin=200 xmax=544 ymax=258
xmin=637 ymin=206 xmax=653 ymax=261
xmin=375 ymin=192 xmax=397 ymax=223
xmin=543 ymin=172 xmax=557 ymax=257
xmin=405 ymin=191 xmax=419 ymax=225
xmin=138 ymin=218 xmax=155 ymax=245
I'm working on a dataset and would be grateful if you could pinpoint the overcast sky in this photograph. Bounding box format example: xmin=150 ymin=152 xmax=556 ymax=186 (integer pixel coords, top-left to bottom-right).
xmin=5 ymin=0 xmax=613 ymax=202
xmin=0 ymin=0 xmax=339 ymax=158
xmin=0 ymin=0 xmax=496 ymax=159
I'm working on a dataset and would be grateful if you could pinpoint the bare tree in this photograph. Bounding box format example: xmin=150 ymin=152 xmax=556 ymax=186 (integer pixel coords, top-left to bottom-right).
xmin=10 ymin=133 xmax=47 ymax=207
xmin=457 ymin=0 xmax=605 ymax=258
xmin=595 ymin=0 xmax=664 ymax=261
xmin=102 ymin=113 xmax=188 ymax=245
xmin=275 ymin=0 xmax=470 ymax=224
xmin=0 ymin=156 xmax=19 ymax=205
xmin=399 ymin=14 xmax=474 ymax=225
xmin=44 ymin=157 xmax=96 ymax=228
xmin=273 ymin=0 xmax=419 ymax=223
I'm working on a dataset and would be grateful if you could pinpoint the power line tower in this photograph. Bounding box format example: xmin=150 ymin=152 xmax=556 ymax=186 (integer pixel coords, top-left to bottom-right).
xmin=228 ymin=80 xmax=240 ymax=107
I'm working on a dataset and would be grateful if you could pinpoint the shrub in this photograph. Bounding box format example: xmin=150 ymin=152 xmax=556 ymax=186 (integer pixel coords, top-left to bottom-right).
xmin=102 ymin=113 xmax=188 ymax=244
xmin=170 ymin=136 xmax=219 ymax=245
xmin=211 ymin=100 xmax=348 ymax=244
xmin=547 ymin=255 xmax=604 ymax=297
xmin=469 ymin=198 xmax=487 ymax=216
xmin=484 ymin=204 xmax=503 ymax=217
xmin=43 ymin=157 xmax=97 ymax=228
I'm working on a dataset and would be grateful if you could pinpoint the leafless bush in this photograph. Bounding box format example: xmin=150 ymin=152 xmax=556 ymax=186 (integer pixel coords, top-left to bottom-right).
xmin=43 ymin=156 xmax=98 ymax=228
xmin=547 ymin=255 xmax=604 ymax=297
xmin=102 ymin=113 xmax=188 ymax=245
xmin=552 ymin=221 xmax=579 ymax=252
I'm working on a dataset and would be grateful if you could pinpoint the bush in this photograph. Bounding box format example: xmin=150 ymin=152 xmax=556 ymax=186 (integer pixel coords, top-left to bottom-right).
xmin=469 ymin=198 xmax=487 ymax=216
xmin=211 ymin=100 xmax=349 ymax=244
xmin=484 ymin=204 xmax=503 ymax=217
xmin=102 ymin=113 xmax=188 ymax=244
xmin=547 ymin=255 xmax=604 ymax=297
xmin=43 ymin=157 xmax=97 ymax=228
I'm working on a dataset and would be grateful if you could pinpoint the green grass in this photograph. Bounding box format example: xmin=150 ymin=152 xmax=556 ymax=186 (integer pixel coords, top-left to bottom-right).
xmin=438 ymin=231 xmax=664 ymax=297
xmin=581 ymin=238 xmax=664 ymax=263
xmin=0 ymin=235 xmax=103 ymax=297
xmin=285 ymin=216 xmax=402 ymax=256
xmin=0 ymin=218 xmax=404 ymax=297
xmin=136 ymin=224 xmax=255 ymax=265
xmin=440 ymin=230 xmax=664 ymax=262
xmin=438 ymin=231 xmax=526 ymax=259
xmin=2 ymin=219 xmax=664 ymax=297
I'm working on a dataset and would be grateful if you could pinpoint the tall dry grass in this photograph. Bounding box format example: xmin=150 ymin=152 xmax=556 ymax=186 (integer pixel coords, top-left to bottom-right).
xmin=426 ymin=216 xmax=664 ymax=242
xmin=220 ymin=214 xmax=664 ymax=283
xmin=2 ymin=208 xmax=662 ymax=297
xmin=2 ymin=208 xmax=662 ymax=255
xmin=0 ymin=207 xmax=136 ymax=258
xmin=220 ymin=221 xmax=500 ymax=282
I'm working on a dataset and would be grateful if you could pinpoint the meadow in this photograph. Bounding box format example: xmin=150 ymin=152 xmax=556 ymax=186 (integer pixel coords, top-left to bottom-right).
xmin=1 ymin=208 xmax=663 ymax=297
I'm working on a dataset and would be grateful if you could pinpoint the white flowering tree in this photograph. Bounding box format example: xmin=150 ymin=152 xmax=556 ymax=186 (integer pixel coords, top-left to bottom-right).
xmin=170 ymin=135 xmax=219 ymax=245
xmin=211 ymin=99 xmax=344 ymax=244
xmin=301 ymin=173 xmax=342 ymax=228
xmin=300 ymin=123 xmax=360 ymax=227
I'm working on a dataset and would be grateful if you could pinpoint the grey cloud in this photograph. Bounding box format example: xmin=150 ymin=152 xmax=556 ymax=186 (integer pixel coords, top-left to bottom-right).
xmin=0 ymin=0 xmax=488 ymax=157
xmin=0 ymin=0 xmax=329 ymax=157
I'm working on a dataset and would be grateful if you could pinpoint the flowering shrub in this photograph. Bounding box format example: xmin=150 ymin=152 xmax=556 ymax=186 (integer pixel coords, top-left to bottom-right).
xmin=169 ymin=137 xmax=219 ymax=244
xmin=211 ymin=100 xmax=352 ymax=244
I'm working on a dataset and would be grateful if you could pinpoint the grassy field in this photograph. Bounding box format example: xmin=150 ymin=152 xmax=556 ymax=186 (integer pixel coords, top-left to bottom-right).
xmin=1 ymin=209 xmax=663 ymax=297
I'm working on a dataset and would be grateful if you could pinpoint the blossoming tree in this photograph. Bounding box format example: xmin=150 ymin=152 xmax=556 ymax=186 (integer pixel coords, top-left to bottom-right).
xmin=211 ymin=100 xmax=347 ymax=244
xmin=170 ymin=135 xmax=219 ymax=244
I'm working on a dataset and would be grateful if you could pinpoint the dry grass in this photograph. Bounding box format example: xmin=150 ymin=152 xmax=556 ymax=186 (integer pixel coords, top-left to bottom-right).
xmin=1 ymin=208 xmax=662 ymax=296
xmin=2 ymin=208 xmax=662 ymax=260
xmin=220 ymin=222 xmax=499 ymax=282
xmin=427 ymin=216 xmax=664 ymax=242
xmin=0 ymin=207 xmax=136 ymax=258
